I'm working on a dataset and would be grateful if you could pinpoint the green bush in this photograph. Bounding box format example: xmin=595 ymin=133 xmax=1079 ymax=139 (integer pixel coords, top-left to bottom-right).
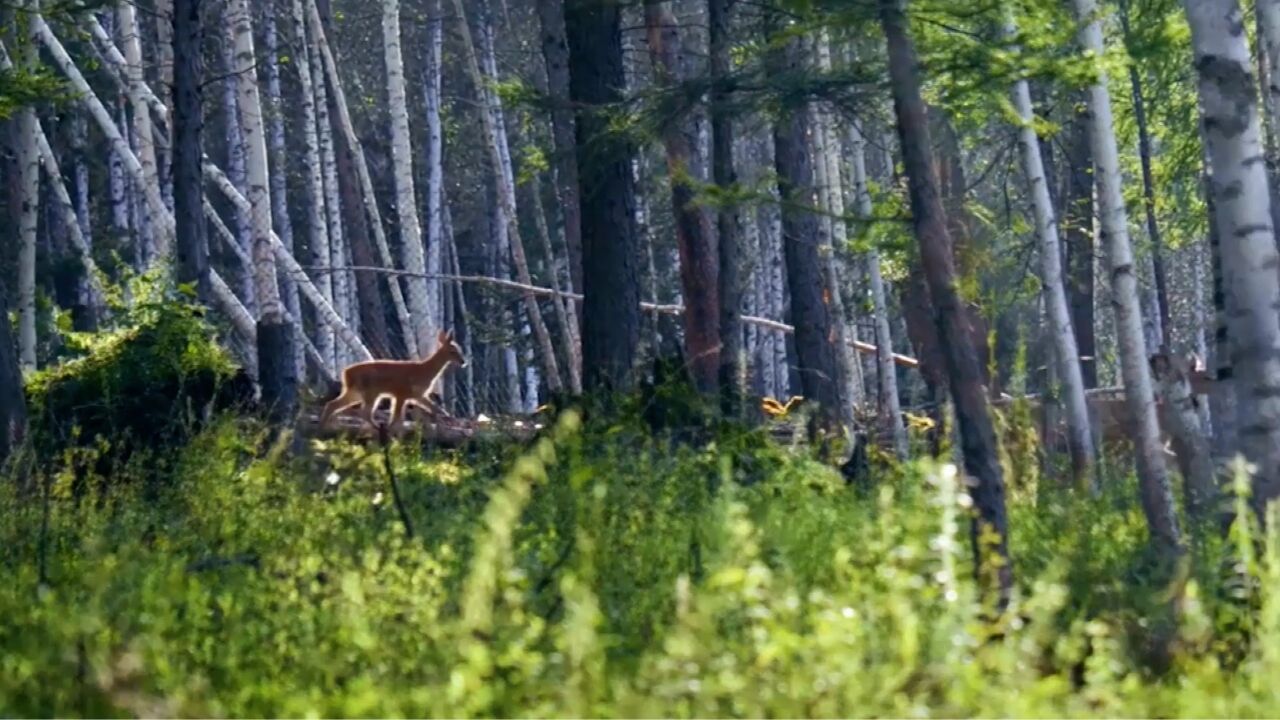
xmin=23 ymin=298 xmax=250 ymax=482
xmin=2 ymin=406 xmax=1279 ymax=717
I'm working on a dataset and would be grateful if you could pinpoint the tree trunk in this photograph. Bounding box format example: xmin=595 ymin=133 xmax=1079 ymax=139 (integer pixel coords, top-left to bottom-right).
xmin=229 ymin=0 xmax=296 ymax=418
xmin=710 ymin=0 xmax=743 ymax=414
xmin=15 ymin=3 xmax=38 ymax=372
xmin=1063 ymin=92 xmax=1097 ymax=389
xmin=382 ymin=0 xmax=433 ymax=357
xmin=286 ymin=0 xmax=335 ymax=370
xmin=851 ymin=120 xmax=909 ymax=459
xmin=221 ymin=17 xmax=254 ymax=312
xmin=173 ymin=0 xmax=209 ymax=300
xmin=643 ymin=0 xmax=720 ymax=394
xmin=263 ymin=7 xmax=304 ymax=379
xmin=881 ymin=0 xmax=1012 ymax=601
xmin=1005 ymin=9 xmax=1095 ymax=486
xmin=565 ymin=0 xmax=642 ymax=391
xmin=423 ymin=0 xmax=446 ymax=340
xmin=451 ymin=0 xmax=564 ymax=392
xmin=773 ymin=35 xmax=842 ymax=425
xmin=1186 ymin=0 xmax=1280 ymax=510
xmin=536 ymin=0 xmax=584 ymax=296
xmin=308 ymin=0 xmax=418 ymax=357
xmin=119 ymin=0 xmax=164 ymax=262
xmin=1072 ymin=0 xmax=1181 ymax=554
xmin=529 ymin=173 xmax=583 ymax=392
xmin=1256 ymin=0 xmax=1280 ymax=245
xmin=1151 ymin=352 xmax=1216 ymax=520
xmin=0 ymin=266 xmax=26 ymax=466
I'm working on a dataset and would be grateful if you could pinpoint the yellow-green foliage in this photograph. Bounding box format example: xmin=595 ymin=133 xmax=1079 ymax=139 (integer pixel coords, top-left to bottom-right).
xmin=3 ymin=408 xmax=1280 ymax=717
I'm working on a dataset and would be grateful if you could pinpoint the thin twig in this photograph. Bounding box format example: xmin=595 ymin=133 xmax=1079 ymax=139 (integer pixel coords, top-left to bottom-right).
xmin=378 ymin=425 xmax=416 ymax=540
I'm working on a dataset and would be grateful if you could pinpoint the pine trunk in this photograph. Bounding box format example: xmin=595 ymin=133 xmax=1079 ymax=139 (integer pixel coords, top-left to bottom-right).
xmin=1186 ymin=0 xmax=1280 ymax=510
xmin=1064 ymin=93 xmax=1097 ymax=389
xmin=1073 ymin=0 xmax=1181 ymax=554
xmin=881 ymin=0 xmax=1012 ymax=601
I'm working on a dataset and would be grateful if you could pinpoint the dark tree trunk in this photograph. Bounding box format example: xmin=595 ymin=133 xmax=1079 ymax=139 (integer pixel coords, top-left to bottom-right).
xmin=643 ymin=0 xmax=719 ymax=394
xmin=257 ymin=319 xmax=298 ymax=421
xmin=881 ymin=0 xmax=1011 ymax=602
xmin=1064 ymin=93 xmax=1097 ymax=389
xmin=565 ymin=0 xmax=641 ymax=391
xmin=773 ymin=37 xmax=841 ymax=424
xmin=173 ymin=0 xmax=208 ymax=300
xmin=536 ymin=0 xmax=583 ymax=296
xmin=710 ymin=0 xmax=743 ymax=415
xmin=0 ymin=269 xmax=27 ymax=468
xmin=334 ymin=129 xmax=392 ymax=357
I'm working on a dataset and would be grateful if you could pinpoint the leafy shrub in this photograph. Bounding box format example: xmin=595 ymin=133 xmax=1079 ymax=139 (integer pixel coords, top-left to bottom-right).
xmin=23 ymin=298 xmax=251 ymax=482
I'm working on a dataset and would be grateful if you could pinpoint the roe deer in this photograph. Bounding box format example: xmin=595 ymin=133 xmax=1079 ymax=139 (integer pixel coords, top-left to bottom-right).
xmin=320 ymin=329 xmax=466 ymax=433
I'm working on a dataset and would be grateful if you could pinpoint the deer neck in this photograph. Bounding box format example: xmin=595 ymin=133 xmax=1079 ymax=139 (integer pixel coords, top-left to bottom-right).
xmin=416 ymin=350 xmax=452 ymax=378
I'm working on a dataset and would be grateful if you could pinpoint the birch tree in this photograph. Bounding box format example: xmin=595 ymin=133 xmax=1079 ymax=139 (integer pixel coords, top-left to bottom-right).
xmin=382 ymin=0 xmax=433 ymax=357
xmin=422 ymin=0 xmax=446 ymax=342
xmin=229 ymin=0 xmax=296 ymax=412
xmin=1004 ymin=8 xmax=1095 ymax=485
xmin=118 ymin=0 xmax=164 ymax=260
xmin=1185 ymin=0 xmax=1280 ymax=510
xmin=15 ymin=1 xmax=38 ymax=372
xmin=1071 ymin=0 xmax=1180 ymax=555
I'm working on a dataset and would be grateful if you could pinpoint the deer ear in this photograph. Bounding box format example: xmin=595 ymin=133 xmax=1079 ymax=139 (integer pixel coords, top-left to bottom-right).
xmin=445 ymin=329 xmax=455 ymax=342
xmin=437 ymin=329 xmax=448 ymax=344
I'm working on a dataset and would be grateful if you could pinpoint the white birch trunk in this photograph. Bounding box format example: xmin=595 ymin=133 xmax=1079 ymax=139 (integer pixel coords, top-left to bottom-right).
xmin=1185 ymin=0 xmax=1280 ymax=506
xmin=154 ymin=0 xmax=174 ymax=211
xmin=1072 ymin=0 xmax=1180 ymax=550
xmin=382 ymin=0 xmax=433 ymax=357
xmin=306 ymin=0 xmax=418 ymax=357
xmin=423 ymin=0 xmax=446 ymax=338
xmin=15 ymin=7 xmax=37 ymax=371
xmin=228 ymin=0 xmax=284 ymax=324
xmin=290 ymin=0 xmax=335 ymax=372
xmin=1005 ymin=10 xmax=1095 ymax=482
xmin=222 ymin=18 xmax=254 ymax=312
xmin=118 ymin=0 xmax=164 ymax=261
xmin=449 ymin=0 xmax=564 ymax=392
xmin=850 ymin=120 xmax=908 ymax=459
xmin=263 ymin=8 xmax=304 ymax=378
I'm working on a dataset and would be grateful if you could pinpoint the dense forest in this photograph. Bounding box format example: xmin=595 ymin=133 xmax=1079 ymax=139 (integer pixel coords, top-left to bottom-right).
xmin=5 ymin=0 xmax=1280 ymax=714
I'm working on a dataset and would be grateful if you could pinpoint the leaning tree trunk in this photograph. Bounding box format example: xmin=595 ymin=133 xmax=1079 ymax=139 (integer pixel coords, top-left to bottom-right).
xmin=263 ymin=7 xmax=304 ymax=379
xmin=772 ymin=35 xmax=843 ymax=425
xmin=173 ymin=0 xmax=208 ymax=299
xmin=382 ymin=0 xmax=433 ymax=357
xmin=119 ymin=0 xmax=163 ymax=262
xmin=565 ymin=0 xmax=642 ymax=391
xmin=1186 ymin=0 xmax=1280 ymax=512
xmin=307 ymin=0 xmax=417 ymax=357
xmin=1072 ymin=0 xmax=1180 ymax=555
xmin=15 ymin=3 xmax=38 ymax=372
xmin=850 ymin=119 xmax=909 ymax=460
xmin=881 ymin=0 xmax=1012 ymax=602
xmin=536 ymin=0 xmax=584 ymax=298
xmin=229 ymin=0 xmax=297 ymax=417
xmin=1005 ymin=8 xmax=1095 ymax=486
xmin=643 ymin=0 xmax=721 ymax=394
xmin=452 ymin=0 xmax=564 ymax=392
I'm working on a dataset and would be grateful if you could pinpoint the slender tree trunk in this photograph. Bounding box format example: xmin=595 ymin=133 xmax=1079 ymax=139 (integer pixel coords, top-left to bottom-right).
xmin=710 ymin=0 xmax=743 ymax=413
xmin=1257 ymin=0 xmax=1280 ymax=244
xmin=0 ymin=267 xmax=26 ymax=466
xmin=263 ymin=8 xmax=304 ymax=379
xmin=173 ymin=0 xmax=208 ymax=299
xmin=382 ymin=0 xmax=433 ymax=357
xmin=1072 ymin=0 xmax=1181 ymax=554
xmin=119 ymin=0 xmax=163 ymax=262
xmin=452 ymin=0 xmax=564 ymax=391
xmin=15 ymin=3 xmax=38 ymax=372
xmin=229 ymin=0 xmax=296 ymax=417
xmin=565 ymin=0 xmax=642 ymax=391
xmin=851 ymin=120 xmax=908 ymax=459
xmin=529 ymin=174 xmax=583 ymax=392
xmin=307 ymin=0 xmax=418 ymax=357
xmin=423 ymin=0 xmax=446 ymax=339
xmin=221 ymin=16 xmax=254 ymax=312
xmin=881 ymin=0 xmax=1012 ymax=601
xmin=536 ymin=0 xmax=584 ymax=296
xmin=1064 ymin=92 xmax=1097 ymax=389
xmin=287 ymin=0 xmax=334 ymax=371
xmin=773 ymin=35 xmax=842 ymax=425
xmin=1005 ymin=9 xmax=1095 ymax=485
xmin=643 ymin=0 xmax=720 ymax=394
xmin=1186 ymin=0 xmax=1280 ymax=510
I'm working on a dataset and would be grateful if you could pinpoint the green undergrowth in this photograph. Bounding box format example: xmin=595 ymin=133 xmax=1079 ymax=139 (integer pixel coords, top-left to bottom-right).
xmin=3 ymin=405 xmax=1280 ymax=717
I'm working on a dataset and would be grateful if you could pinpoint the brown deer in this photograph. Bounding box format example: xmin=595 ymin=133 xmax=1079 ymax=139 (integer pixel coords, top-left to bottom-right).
xmin=320 ymin=329 xmax=467 ymax=434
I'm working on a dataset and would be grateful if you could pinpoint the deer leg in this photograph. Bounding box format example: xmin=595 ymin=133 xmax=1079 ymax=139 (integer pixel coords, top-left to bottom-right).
xmin=320 ymin=390 xmax=360 ymax=429
xmin=358 ymin=395 xmax=378 ymax=431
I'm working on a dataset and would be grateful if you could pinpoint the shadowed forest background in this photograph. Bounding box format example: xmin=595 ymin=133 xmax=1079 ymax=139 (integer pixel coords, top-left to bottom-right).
xmin=4 ymin=0 xmax=1280 ymax=715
